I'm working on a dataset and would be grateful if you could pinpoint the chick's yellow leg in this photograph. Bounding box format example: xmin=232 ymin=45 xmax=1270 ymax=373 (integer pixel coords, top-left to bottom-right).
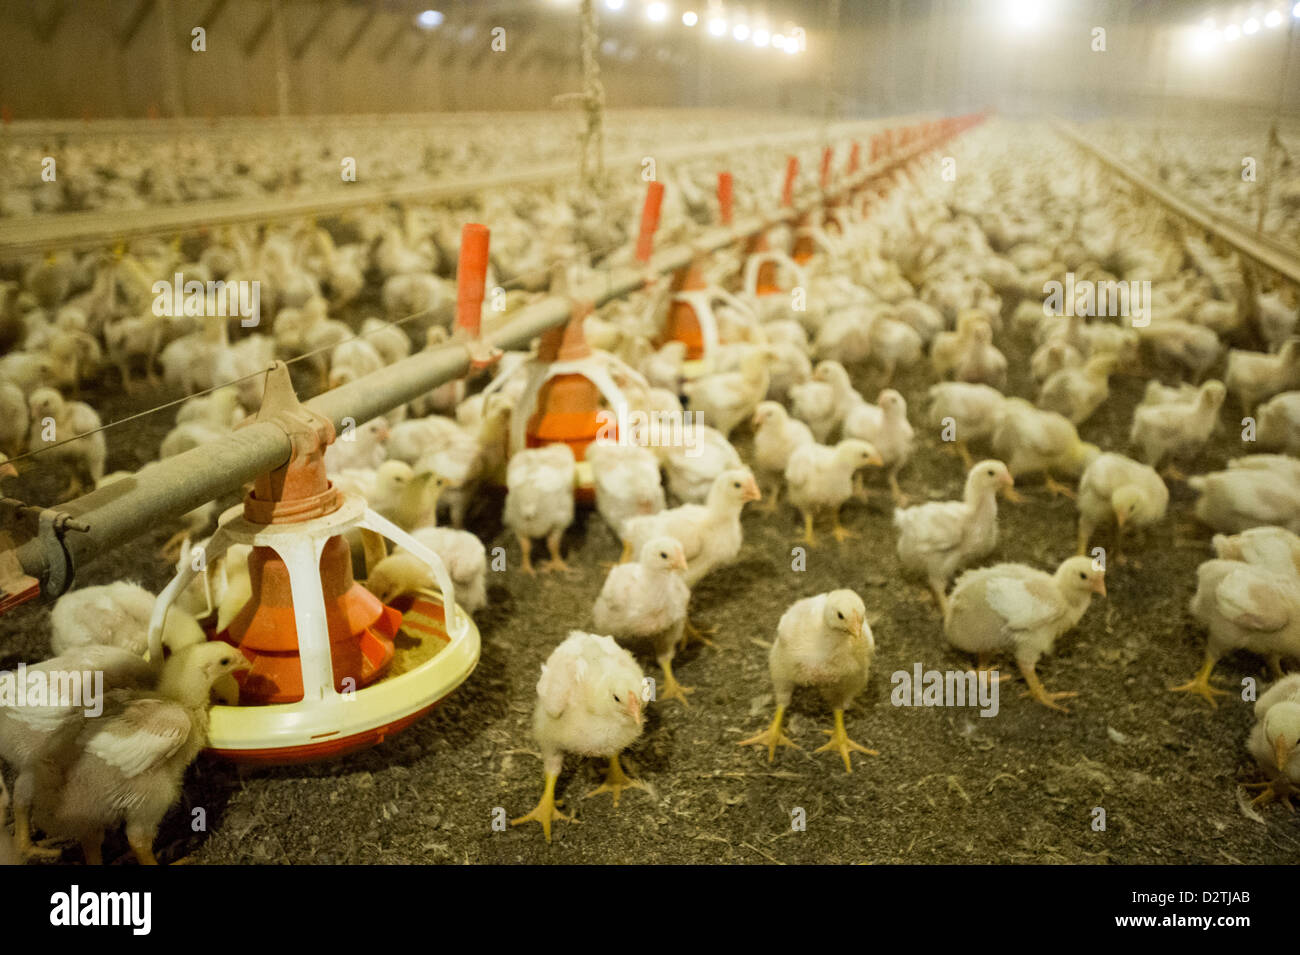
xmin=1044 ymin=475 xmax=1076 ymax=500
xmin=518 ymin=536 xmax=535 ymax=576
xmin=511 ymin=771 xmax=572 ymax=844
xmin=832 ymin=507 xmax=857 ymax=543
xmin=799 ymin=509 xmax=817 ymax=547
xmin=814 ymin=709 xmax=879 ymax=773
xmin=656 ymin=655 xmax=694 ymax=706
xmin=1243 ymin=779 xmax=1296 ymax=812
xmin=737 ymin=705 xmax=801 ymax=763
xmin=1169 ymin=657 xmax=1229 ymax=707
xmin=12 ymin=804 xmax=63 ymax=862
xmin=1017 ymin=660 xmax=1077 ymax=712
xmin=127 ymin=829 xmax=159 ymax=866
xmin=541 ymin=530 xmax=571 ymax=573
xmin=682 ymin=617 xmax=718 ymax=649
xmin=584 ymin=754 xmax=649 ymax=808
xmin=81 ymin=832 xmax=103 ymax=866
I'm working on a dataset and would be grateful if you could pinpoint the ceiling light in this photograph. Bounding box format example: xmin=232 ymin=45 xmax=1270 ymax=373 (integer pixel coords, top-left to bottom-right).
xmin=646 ymin=1 xmax=669 ymax=22
xmin=753 ymin=28 xmax=770 ymax=47
xmin=415 ymin=9 xmax=444 ymax=29
xmin=1243 ymin=17 xmax=1260 ymax=33
xmin=682 ymin=10 xmax=698 ymax=26
xmin=733 ymin=23 xmax=750 ymax=41
xmin=708 ymin=16 xmax=727 ymax=36
xmin=1224 ymin=23 xmax=1241 ymax=40
xmin=1265 ymin=10 xmax=1284 ymax=27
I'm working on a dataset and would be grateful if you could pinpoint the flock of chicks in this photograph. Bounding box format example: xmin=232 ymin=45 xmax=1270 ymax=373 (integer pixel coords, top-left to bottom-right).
xmin=2 ymin=118 xmax=1300 ymax=861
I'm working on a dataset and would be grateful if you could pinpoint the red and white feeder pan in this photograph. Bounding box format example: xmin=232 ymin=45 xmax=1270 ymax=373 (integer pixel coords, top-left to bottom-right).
xmin=145 ymin=364 xmax=479 ymax=765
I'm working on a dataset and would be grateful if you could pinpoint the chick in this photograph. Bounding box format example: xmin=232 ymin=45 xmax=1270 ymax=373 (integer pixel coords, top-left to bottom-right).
xmin=586 ymin=442 xmax=665 ymax=541
xmin=1188 ymin=461 xmax=1300 ymax=535
xmin=750 ymin=400 xmax=813 ymax=511
xmin=1256 ymin=392 xmax=1300 ymax=454
xmin=1225 ymin=340 xmax=1300 ymax=413
xmin=1172 ymin=560 xmax=1300 ymax=705
xmin=50 ymin=581 xmax=156 ymax=657
xmin=738 ymin=590 xmax=876 ymax=772
xmin=333 ymin=461 xmax=447 ymax=530
xmin=1128 ymin=380 xmax=1226 ymax=477
xmin=26 ymin=387 xmax=105 ymax=498
xmin=0 ymin=645 xmax=154 ymax=861
xmin=593 ymin=538 xmax=692 ymax=704
xmin=622 ymin=468 xmax=761 ymax=588
xmin=323 ymin=416 xmax=390 ymax=472
xmin=503 ymin=443 xmax=577 ymax=574
xmin=1037 ymin=353 xmax=1117 ymax=426
xmin=944 ymin=556 xmax=1106 ymax=712
xmin=991 ymin=398 xmax=1099 ymax=498
xmin=511 ymin=632 xmax=647 ymax=843
xmin=894 ymin=460 xmax=1014 ymax=614
xmin=788 ymin=360 xmax=860 ymax=443
xmin=1075 ymin=453 xmax=1169 ymax=559
xmin=841 ymin=388 xmax=915 ymax=505
xmin=366 ymin=529 xmax=489 ymax=617
xmin=31 ymin=643 xmax=249 ymax=865
xmin=660 ymin=423 xmax=742 ymax=504
xmin=1243 ymin=674 xmax=1300 ymax=809
xmin=681 ymin=346 xmax=771 ymax=438
xmin=926 ymin=381 xmax=1007 ymax=467
xmin=1212 ymin=526 xmax=1300 ymax=578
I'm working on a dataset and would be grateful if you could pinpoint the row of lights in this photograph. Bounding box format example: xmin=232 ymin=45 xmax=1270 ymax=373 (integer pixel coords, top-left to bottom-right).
xmin=1190 ymin=4 xmax=1298 ymax=53
xmin=602 ymin=0 xmax=805 ymax=53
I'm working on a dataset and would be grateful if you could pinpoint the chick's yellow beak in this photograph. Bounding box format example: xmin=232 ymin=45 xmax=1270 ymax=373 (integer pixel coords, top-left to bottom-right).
xmin=628 ymin=695 xmax=643 ymax=725
xmin=1092 ymin=575 xmax=1107 ymax=597
xmin=743 ymin=478 xmax=762 ymax=502
xmin=672 ymin=552 xmax=689 ymax=571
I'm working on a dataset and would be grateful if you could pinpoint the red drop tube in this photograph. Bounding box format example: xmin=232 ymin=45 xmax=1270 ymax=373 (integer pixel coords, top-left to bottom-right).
xmin=819 ymin=146 xmax=833 ymax=189
xmin=636 ymin=180 xmax=665 ymax=264
xmin=455 ymin=222 xmax=490 ymax=337
xmin=717 ymin=171 xmax=733 ymax=226
xmin=781 ymin=155 xmax=799 ymax=207
xmin=848 ymin=142 xmax=860 ymax=175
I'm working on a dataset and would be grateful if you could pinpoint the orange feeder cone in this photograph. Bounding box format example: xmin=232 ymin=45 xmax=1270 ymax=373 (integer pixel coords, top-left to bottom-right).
xmin=745 ymin=232 xmax=782 ymax=296
xmin=525 ymin=304 xmax=608 ymax=463
xmin=218 ymin=364 xmax=399 ymax=705
xmin=660 ymin=257 xmax=709 ymax=360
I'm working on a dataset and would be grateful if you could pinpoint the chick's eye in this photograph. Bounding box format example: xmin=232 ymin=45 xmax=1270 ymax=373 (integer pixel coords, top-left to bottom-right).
xmin=986 ymin=469 xmax=995 ymax=476
xmin=613 ymin=694 xmax=622 ymax=703
xmin=837 ymin=612 xmax=844 ymax=619
xmin=659 ymin=552 xmax=668 ymax=559
xmin=733 ymin=482 xmax=741 ymax=489
xmin=220 ymin=657 xmax=231 ymax=665
xmin=1079 ymin=572 xmax=1087 ymax=580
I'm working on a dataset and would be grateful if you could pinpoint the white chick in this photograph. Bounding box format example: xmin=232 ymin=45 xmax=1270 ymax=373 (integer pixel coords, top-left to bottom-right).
xmin=593 ymin=538 xmax=692 ymax=704
xmin=944 ymin=556 xmax=1106 ymax=712
xmin=328 ymin=337 xmax=385 ymax=389
xmin=841 ymin=389 xmax=915 ymax=504
xmin=26 ymin=387 xmax=105 ymax=498
xmin=992 ymin=398 xmax=1099 ymax=498
xmin=894 ymin=460 xmax=1014 ymax=613
xmin=788 ymin=360 xmax=860 ymax=443
xmin=926 ymin=381 xmax=1007 ymax=468
xmin=332 ymin=460 xmax=447 ymax=530
xmin=585 ymin=442 xmax=665 ymax=542
xmin=660 ymin=423 xmax=742 ymax=504
xmin=622 ymin=467 xmax=761 ymax=589
xmin=1244 ymin=674 xmax=1300 ymax=809
xmin=1188 ymin=461 xmax=1300 ymax=535
xmin=1173 ymin=560 xmax=1300 ymax=705
xmin=31 ymin=643 xmax=249 ymax=864
xmin=1256 ymin=392 xmax=1300 ymax=454
xmin=1075 ymin=452 xmax=1169 ymax=557
xmin=750 ymin=400 xmax=813 ymax=510
xmin=0 ymin=645 xmax=154 ymax=861
xmin=503 ymin=443 xmax=576 ymax=574
xmin=0 ymin=379 xmax=30 ymax=458
xmin=50 ymin=581 xmax=156 ymax=657
xmin=366 ymin=527 xmax=489 ymax=617
xmin=323 ymin=417 xmax=391 ymax=472
xmin=1212 ymin=526 xmax=1300 ymax=578
xmin=738 ymin=590 xmax=876 ymax=772
xmin=1128 ymin=379 xmax=1226 ymax=476
xmin=785 ymin=439 xmax=882 ymax=545
xmin=681 ymin=347 xmax=770 ymax=438
xmin=1226 ymin=340 xmax=1300 ymax=413
xmin=1037 ymin=353 xmax=1117 ymax=426
xmin=1030 ymin=340 xmax=1084 ymax=385
xmin=511 ymin=632 xmax=646 ymax=843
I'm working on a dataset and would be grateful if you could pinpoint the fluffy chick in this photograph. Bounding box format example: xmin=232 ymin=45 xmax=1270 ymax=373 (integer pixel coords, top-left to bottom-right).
xmin=926 ymin=381 xmax=1007 ymax=468
xmin=992 ymin=398 xmax=1099 ymax=498
xmin=1128 ymin=379 xmax=1226 ymax=476
xmin=738 ymin=590 xmax=876 ymax=772
xmin=1075 ymin=452 xmax=1169 ymax=558
xmin=1244 ymin=674 xmax=1300 ymax=809
xmin=1188 ymin=459 xmax=1300 ymax=534
xmin=1212 ymin=526 xmax=1300 ymax=578
xmin=26 ymin=387 xmax=105 ymax=498
xmin=0 ymin=645 xmax=154 ymax=861
xmin=1173 ymin=560 xmax=1300 ymax=706
xmin=894 ymin=460 xmax=1014 ymax=614
xmin=681 ymin=346 xmax=770 ymax=438
xmin=586 ymin=442 xmax=666 ymax=540
xmin=511 ymin=632 xmax=647 ymax=843
xmin=750 ymin=400 xmax=813 ymax=511
xmin=31 ymin=643 xmax=248 ymax=865
xmin=503 ymin=443 xmax=576 ymax=574
xmin=785 ymin=438 xmax=882 ymax=546
xmin=50 ymin=582 xmax=156 ymax=657
xmin=944 ymin=556 xmax=1106 ymax=712
xmin=593 ymin=538 xmax=692 ymax=704
xmin=841 ymin=388 xmax=915 ymax=505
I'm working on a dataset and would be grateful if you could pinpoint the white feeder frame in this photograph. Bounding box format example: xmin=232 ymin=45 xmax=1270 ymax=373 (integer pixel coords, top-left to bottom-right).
xmin=742 ymin=249 xmax=809 ymax=299
xmin=145 ymin=492 xmax=478 ymax=756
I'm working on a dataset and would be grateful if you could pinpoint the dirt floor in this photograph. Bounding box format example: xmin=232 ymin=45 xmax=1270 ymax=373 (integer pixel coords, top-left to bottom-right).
xmin=4 ymin=284 xmax=1300 ymax=866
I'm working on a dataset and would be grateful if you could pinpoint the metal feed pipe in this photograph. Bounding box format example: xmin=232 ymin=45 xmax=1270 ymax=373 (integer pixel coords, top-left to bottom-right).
xmin=6 ymin=116 xmax=981 ymax=601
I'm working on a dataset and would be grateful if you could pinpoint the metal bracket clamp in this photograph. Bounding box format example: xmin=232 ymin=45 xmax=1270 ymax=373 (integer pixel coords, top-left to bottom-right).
xmin=0 ymin=498 xmax=91 ymax=606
